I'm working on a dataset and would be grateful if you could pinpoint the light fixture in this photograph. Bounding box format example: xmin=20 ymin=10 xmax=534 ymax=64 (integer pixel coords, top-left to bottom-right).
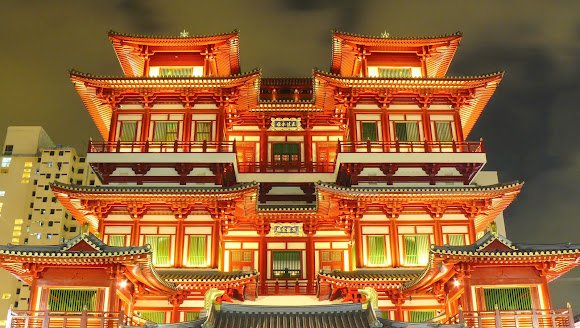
xmin=119 ymin=280 xmax=128 ymax=289
xmin=453 ymin=278 xmax=460 ymax=287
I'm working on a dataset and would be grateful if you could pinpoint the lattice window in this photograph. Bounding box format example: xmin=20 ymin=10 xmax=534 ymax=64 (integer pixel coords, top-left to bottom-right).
xmin=395 ymin=122 xmax=420 ymax=142
xmin=409 ymin=310 xmax=436 ymax=323
xmin=361 ymin=122 xmax=378 ymax=141
xmin=367 ymin=236 xmax=387 ymax=266
xmin=186 ymin=235 xmax=206 ymax=267
xmin=272 ymin=143 xmax=300 ymax=164
xmin=435 ymin=122 xmax=453 ymax=142
xmin=404 ymin=235 xmax=430 ymax=265
xmin=159 ymin=67 xmax=194 ymax=77
xmin=185 ymin=312 xmax=200 ymax=321
xmin=107 ymin=235 xmax=125 ymax=247
xmin=378 ymin=67 xmax=412 ymax=78
xmin=145 ymin=235 xmax=171 ymax=266
xmin=484 ymin=287 xmax=532 ymax=310
xmin=153 ymin=122 xmax=178 ymax=142
xmin=119 ymin=121 xmax=137 ymax=142
xmin=48 ymin=289 xmax=97 ymax=311
xmin=231 ymin=250 xmax=254 ymax=272
xmin=447 ymin=234 xmax=465 ymax=246
xmin=139 ymin=311 xmax=166 ymax=324
xmin=194 ymin=122 xmax=212 ymax=142
xmin=320 ymin=250 xmax=343 ymax=272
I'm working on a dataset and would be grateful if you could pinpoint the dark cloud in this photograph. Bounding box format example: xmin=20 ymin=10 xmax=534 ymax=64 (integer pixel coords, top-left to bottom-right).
xmin=116 ymin=0 xmax=160 ymax=32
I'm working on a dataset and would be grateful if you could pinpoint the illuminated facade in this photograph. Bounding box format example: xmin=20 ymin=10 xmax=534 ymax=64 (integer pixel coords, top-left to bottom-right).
xmin=0 ymin=30 xmax=579 ymax=327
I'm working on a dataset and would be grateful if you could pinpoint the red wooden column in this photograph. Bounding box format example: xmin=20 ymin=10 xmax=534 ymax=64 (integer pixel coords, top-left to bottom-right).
xmin=305 ymin=234 xmax=315 ymax=294
xmin=211 ymin=220 xmax=221 ymax=268
xmin=452 ymin=103 xmax=465 ymax=143
xmin=131 ymin=218 xmax=141 ymax=246
xmin=107 ymin=273 xmax=119 ymax=313
xmin=354 ymin=219 xmax=363 ymax=268
xmin=259 ymin=126 xmax=268 ymax=168
xmin=183 ymin=105 xmax=193 ymax=147
xmin=257 ymin=222 xmax=269 ymax=295
xmin=390 ymin=220 xmax=399 ymax=268
xmin=174 ymin=219 xmax=184 ymax=267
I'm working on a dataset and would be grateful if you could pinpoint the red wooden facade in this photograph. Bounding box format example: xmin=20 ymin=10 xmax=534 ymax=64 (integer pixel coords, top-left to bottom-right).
xmin=0 ymin=30 xmax=579 ymax=326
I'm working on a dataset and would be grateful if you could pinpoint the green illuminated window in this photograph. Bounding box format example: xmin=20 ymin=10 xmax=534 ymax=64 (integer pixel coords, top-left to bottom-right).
xmin=272 ymin=251 xmax=301 ymax=278
xmin=194 ymin=122 xmax=212 ymax=141
xmin=153 ymin=122 xmax=178 ymax=142
xmin=484 ymin=287 xmax=532 ymax=311
xmin=367 ymin=236 xmax=387 ymax=266
xmin=145 ymin=235 xmax=171 ymax=266
xmin=48 ymin=289 xmax=97 ymax=312
xmin=378 ymin=68 xmax=412 ymax=78
xmin=186 ymin=235 xmax=206 ymax=266
xmin=395 ymin=122 xmax=420 ymax=142
xmin=107 ymin=235 xmax=125 ymax=247
xmin=409 ymin=310 xmax=436 ymax=323
xmin=119 ymin=121 xmax=137 ymax=142
xmin=361 ymin=122 xmax=378 ymax=141
xmin=447 ymin=234 xmax=465 ymax=246
xmin=404 ymin=235 xmax=430 ymax=265
xmin=140 ymin=311 xmax=166 ymax=324
xmin=435 ymin=122 xmax=453 ymax=142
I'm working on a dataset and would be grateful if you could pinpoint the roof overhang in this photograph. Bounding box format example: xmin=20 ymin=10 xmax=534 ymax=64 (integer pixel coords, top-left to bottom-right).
xmin=313 ymin=71 xmax=503 ymax=137
xmin=108 ymin=30 xmax=240 ymax=77
xmin=331 ymin=31 xmax=462 ymax=78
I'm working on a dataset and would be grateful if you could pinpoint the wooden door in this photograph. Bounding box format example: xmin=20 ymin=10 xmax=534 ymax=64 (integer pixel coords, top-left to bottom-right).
xmin=320 ymin=250 xmax=343 ymax=272
xmin=316 ymin=142 xmax=337 ymax=172
xmin=236 ymin=142 xmax=256 ymax=172
xmin=230 ymin=250 xmax=254 ymax=272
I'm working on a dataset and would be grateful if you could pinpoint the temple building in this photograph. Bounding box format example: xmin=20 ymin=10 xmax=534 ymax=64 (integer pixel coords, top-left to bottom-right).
xmin=0 ymin=30 xmax=579 ymax=327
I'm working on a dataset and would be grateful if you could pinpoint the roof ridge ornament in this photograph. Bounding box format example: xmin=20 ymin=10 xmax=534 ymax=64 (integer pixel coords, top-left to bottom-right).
xmin=179 ymin=29 xmax=190 ymax=38
xmin=380 ymin=30 xmax=390 ymax=38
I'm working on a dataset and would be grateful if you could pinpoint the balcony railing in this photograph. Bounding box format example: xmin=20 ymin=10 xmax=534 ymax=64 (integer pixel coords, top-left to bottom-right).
xmin=6 ymin=309 xmax=146 ymax=328
xmin=237 ymin=162 xmax=335 ymax=173
xmin=338 ymin=139 xmax=485 ymax=153
xmin=88 ymin=140 xmax=237 ymax=153
xmin=445 ymin=306 xmax=575 ymax=328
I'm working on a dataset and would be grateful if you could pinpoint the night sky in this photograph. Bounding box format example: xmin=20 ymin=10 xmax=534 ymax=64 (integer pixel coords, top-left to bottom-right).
xmin=0 ymin=1 xmax=578 ymax=309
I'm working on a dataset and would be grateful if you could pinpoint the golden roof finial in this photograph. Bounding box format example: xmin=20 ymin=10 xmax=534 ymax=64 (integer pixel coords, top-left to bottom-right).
xmin=381 ymin=30 xmax=390 ymax=38
xmin=180 ymin=29 xmax=190 ymax=37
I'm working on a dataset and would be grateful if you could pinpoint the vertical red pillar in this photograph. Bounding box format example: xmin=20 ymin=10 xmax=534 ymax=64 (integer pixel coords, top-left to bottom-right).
xmin=306 ymin=234 xmax=315 ymax=294
xmin=258 ymin=231 xmax=268 ymax=295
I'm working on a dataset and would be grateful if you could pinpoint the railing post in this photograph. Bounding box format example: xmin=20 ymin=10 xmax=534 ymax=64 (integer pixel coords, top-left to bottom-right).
xmin=337 ymin=140 xmax=341 ymax=153
xmin=232 ymin=139 xmax=237 ymax=153
xmin=532 ymin=308 xmax=539 ymax=328
xmin=479 ymin=137 xmax=485 ymax=152
xmin=366 ymin=139 xmax=371 ymax=152
xmin=495 ymin=304 xmax=501 ymax=328
xmin=395 ymin=138 xmax=400 ymax=152
xmin=80 ymin=307 xmax=88 ymax=328
xmin=514 ymin=310 xmax=520 ymax=328
xmin=274 ymin=280 xmax=280 ymax=294
xmin=295 ymin=280 xmax=300 ymax=294
xmin=203 ymin=140 xmax=208 ymax=153
xmin=42 ymin=310 xmax=50 ymax=328
xmin=550 ymin=309 xmax=556 ymax=328
xmin=174 ymin=140 xmax=178 ymax=152
xmin=567 ymin=302 xmax=574 ymax=328
xmin=452 ymin=140 xmax=457 ymax=153
xmin=116 ymin=139 xmax=121 ymax=153
xmin=458 ymin=305 xmax=465 ymax=326
xmin=144 ymin=140 xmax=149 ymax=152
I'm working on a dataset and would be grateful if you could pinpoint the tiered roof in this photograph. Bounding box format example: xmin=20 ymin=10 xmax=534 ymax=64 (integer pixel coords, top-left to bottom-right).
xmin=70 ymin=70 xmax=260 ymax=138
xmin=317 ymin=182 xmax=523 ymax=232
xmin=313 ymin=71 xmax=503 ymax=136
xmin=108 ymin=30 xmax=241 ymax=77
xmin=51 ymin=182 xmax=259 ymax=232
xmin=331 ymin=31 xmax=462 ymax=77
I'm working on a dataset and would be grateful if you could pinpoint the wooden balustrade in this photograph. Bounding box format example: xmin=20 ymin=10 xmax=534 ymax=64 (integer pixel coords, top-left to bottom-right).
xmin=444 ymin=305 xmax=575 ymax=328
xmin=6 ymin=308 xmax=146 ymax=328
xmin=264 ymin=280 xmax=315 ymax=296
xmin=337 ymin=139 xmax=485 ymax=153
xmin=87 ymin=140 xmax=237 ymax=153
xmin=237 ymin=162 xmax=336 ymax=173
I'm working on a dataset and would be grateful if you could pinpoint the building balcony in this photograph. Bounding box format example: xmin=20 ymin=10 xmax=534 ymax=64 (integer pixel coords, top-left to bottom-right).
xmin=335 ymin=140 xmax=487 ymax=186
xmin=87 ymin=140 xmax=238 ymax=185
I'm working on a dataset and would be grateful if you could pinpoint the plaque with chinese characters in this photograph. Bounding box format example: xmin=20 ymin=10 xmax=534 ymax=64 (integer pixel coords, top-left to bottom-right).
xmin=269 ymin=117 xmax=303 ymax=131
xmin=268 ymin=223 xmax=305 ymax=237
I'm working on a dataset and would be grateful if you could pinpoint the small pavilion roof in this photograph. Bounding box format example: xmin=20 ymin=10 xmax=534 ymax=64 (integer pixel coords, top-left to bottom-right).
xmin=404 ymin=232 xmax=580 ymax=292
xmin=157 ymin=269 xmax=258 ymax=291
xmin=318 ymin=269 xmax=423 ymax=291
xmin=51 ymin=182 xmax=259 ymax=232
xmin=0 ymin=233 xmax=176 ymax=293
xmin=108 ymin=30 xmax=240 ymax=77
xmin=313 ymin=70 xmax=503 ymax=136
xmin=70 ymin=70 xmax=260 ymax=138
xmin=331 ymin=31 xmax=462 ymax=78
